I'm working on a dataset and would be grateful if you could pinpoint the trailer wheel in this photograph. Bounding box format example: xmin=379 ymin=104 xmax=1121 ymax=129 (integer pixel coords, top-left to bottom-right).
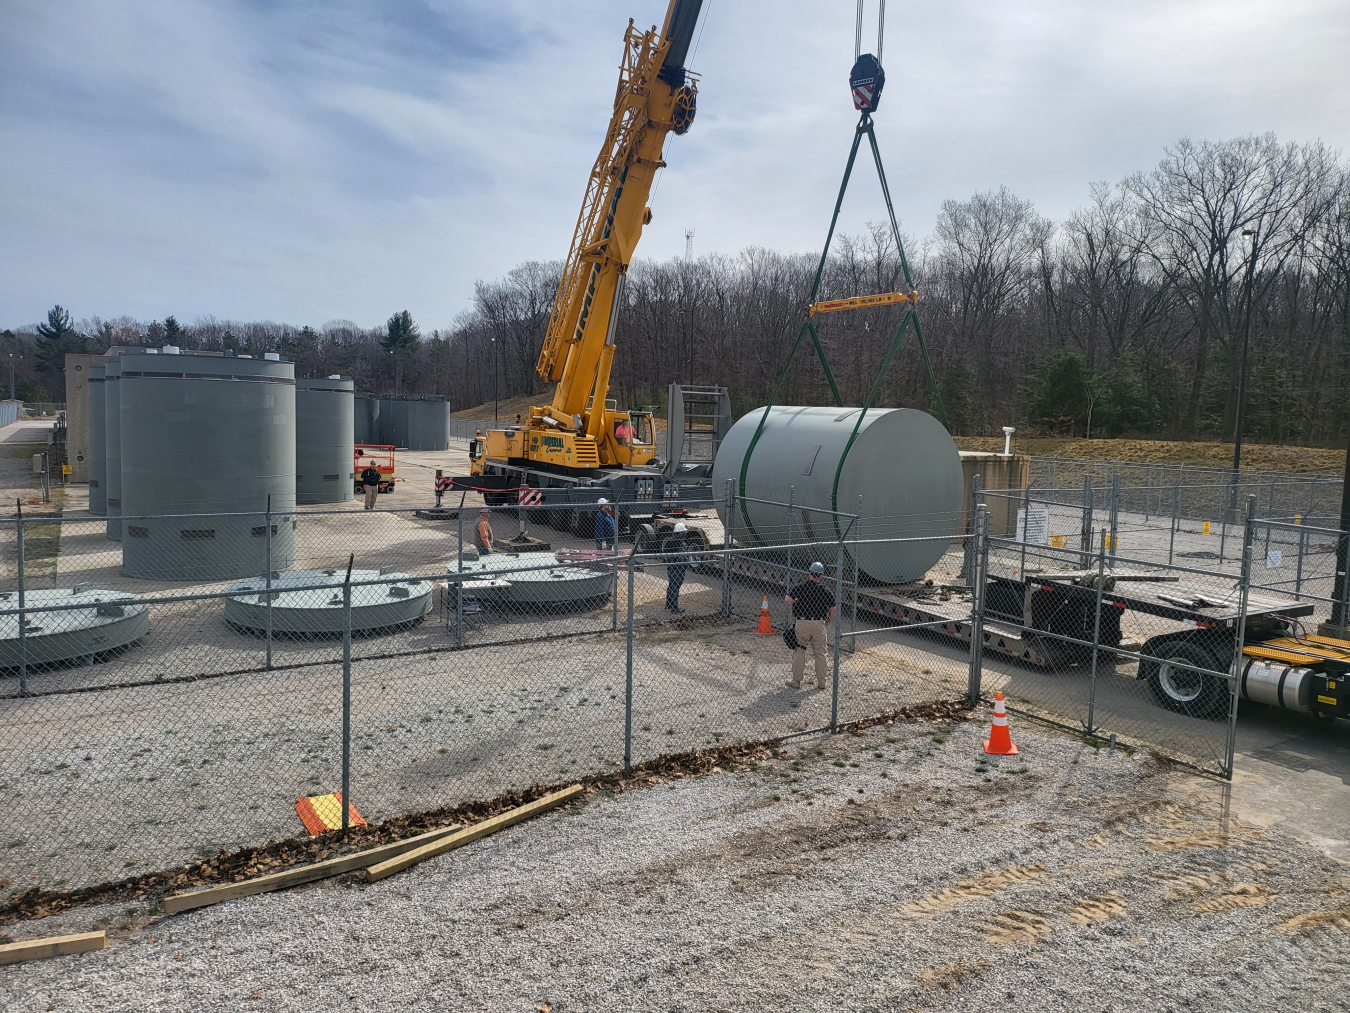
xmin=1143 ymin=640 xmax=1228 ymax=719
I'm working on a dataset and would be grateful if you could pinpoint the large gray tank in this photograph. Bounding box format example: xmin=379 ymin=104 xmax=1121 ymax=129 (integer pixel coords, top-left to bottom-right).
xmin=119 ymin=349 xmax=298 ymax=580
xmin=354 ymin=393 xmax=380 ymax=445
xmin=376 ymin=396 xmax=450 ymax=450
xmin=711 ymin=406 xmax=964 ymax=584
xmin=104 ymin=352 xmax=134 ymax=539
xmin=405 ymin=396 xmax=450 ymax=450
xmin=377 ymin=396 xmax=409 ymax=447
xmin=88 ymin=363 xmax=107 ymax=516
xmin=296 ymin=376 xmax=354 ymax=504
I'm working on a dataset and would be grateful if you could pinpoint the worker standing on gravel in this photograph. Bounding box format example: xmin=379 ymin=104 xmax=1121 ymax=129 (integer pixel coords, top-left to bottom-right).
xmin=595 ymin=498 xmax=617 ymax=551
xmin=784 ymin=561 xmax=837 ymax=690
xmin=475 ymin=508 xmax=494 ymax=554
xmin=664 ymin=522 xmax=695 ymax=613
xmin=434 ymin=469 xmax=452 ymax=507
xmin=360 ymin=461 xmax=382 ymax=510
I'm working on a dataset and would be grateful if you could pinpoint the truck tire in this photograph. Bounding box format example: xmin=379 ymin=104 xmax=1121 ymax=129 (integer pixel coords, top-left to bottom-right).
xmin=1143 ymin=640 xmax=1229 ymax=720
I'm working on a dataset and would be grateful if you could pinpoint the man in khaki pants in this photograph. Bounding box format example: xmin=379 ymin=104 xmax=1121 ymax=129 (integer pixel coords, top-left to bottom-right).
xmin=784 ymin=561 xmax=838 ymax=690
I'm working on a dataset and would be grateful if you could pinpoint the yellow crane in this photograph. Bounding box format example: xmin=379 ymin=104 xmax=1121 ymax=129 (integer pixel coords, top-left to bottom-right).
xmin=470 ymin=0 xmax=702 ymax=479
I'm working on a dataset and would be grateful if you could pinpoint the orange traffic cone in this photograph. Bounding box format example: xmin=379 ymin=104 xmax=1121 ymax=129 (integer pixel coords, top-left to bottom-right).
xmin=983 ymin=691 xmax=1019 ymax=755
xmin=755 ymin=596 xmax=775 ymax=634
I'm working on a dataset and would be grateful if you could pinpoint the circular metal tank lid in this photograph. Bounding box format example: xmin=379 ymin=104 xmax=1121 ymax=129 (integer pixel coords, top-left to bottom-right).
xmin=222 ymin=569 xmax=432 ymax=634
xmin=0 ymin=587 xmax=148 ymax=667
xmin=448 ymin=553 xmax=613 ymax=605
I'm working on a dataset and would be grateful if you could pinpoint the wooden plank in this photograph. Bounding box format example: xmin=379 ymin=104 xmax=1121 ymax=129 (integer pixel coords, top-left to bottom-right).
xmin=364 ymin=784 xmax=584 ymax=883
xmin=162 ymin=823 xmax=463 ymax=914
xmin=0 ymin=930 xmax=106 ymax=966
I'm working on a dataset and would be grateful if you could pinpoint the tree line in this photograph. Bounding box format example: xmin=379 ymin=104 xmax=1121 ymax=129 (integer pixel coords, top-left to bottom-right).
xmin=10 ymin=133 xmax=1349 ymax=445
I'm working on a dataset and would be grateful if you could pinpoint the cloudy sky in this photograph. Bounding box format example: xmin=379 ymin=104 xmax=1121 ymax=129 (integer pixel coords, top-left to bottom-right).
xmin=2 ymin=0 xmax=1347 ymax=331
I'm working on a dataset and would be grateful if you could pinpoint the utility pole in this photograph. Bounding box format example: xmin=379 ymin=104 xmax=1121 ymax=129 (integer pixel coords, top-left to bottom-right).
xmin=1229 ymin=228 xmax=1257 ymax=521
xmin=491 ymin=336 xmax=498 ymax=422
xmin=8 ymin=353 xmax=17 ymax=402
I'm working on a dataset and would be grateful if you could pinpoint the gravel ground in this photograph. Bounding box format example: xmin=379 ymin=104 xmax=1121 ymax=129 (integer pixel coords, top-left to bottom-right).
xmin=1 ymin=609 xmax=961 ymax=889
xmin=4 ymin=715 xmax=1348 ymax=1012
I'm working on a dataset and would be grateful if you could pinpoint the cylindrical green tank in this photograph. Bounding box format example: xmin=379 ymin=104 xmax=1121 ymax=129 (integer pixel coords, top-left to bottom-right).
xmin=296 ymin=376 xmax=354 ymax=505
xmin=711 ymin=406 xmax=963 ymax=584
xmin=119 ymin=349 xmax=297 ymax=580
xmin=88 ymin=363 xmax=107 ymax=516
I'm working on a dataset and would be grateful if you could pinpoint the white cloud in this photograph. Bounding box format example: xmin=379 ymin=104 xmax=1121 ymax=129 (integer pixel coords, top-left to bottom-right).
xmin=1 ymin=0 xmax=1347 ymax=329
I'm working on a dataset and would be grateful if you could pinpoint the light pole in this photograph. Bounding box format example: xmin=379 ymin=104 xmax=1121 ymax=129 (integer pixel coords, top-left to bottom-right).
xmin=1229 ymin=228 xmax=1257 ymax=520
xmin=8 ymin=353 xmax=16 ymax=402
xmin=491 ymin=336 xmax=498 ymax=422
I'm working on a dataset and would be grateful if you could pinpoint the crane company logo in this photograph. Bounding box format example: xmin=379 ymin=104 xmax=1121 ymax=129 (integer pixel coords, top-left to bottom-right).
xmin=541 ymin=436 xmax=565 ymax=452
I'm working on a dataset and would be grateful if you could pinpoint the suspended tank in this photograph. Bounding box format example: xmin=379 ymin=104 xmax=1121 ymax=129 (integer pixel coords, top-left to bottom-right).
xmin=87 ymin=363 xmax=107 ymax=516
xmin=119 ymin=349 xmax=297 ymax=580
xmin=296 ymin=376 xmax=354 ymax=504
xmin=711 ymin=406 xmax=964 ymax=584
xmin=354 ymin=393 xmax=380 ymax=445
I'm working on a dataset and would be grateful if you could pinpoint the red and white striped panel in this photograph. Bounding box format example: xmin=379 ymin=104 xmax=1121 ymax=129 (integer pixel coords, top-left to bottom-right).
xmin=517 ymin=488 xmax=543 ymax=507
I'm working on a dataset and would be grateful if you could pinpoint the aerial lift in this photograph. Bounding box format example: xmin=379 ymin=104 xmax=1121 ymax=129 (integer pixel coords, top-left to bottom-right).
xmin=463 ymin=0 xmax=724 ymax=526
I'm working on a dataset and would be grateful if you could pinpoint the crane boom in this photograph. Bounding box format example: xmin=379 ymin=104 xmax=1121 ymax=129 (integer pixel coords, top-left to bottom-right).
xmin=473 ymin=1 xmax=702 ymax=477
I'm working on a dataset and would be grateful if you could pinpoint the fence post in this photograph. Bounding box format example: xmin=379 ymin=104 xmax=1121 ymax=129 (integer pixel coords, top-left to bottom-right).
xmin=831 ymin=537 xmax=844 ymax=733
xmin=1169 ymin=481 xmax=1179 ymax=566
xmin=1144 ymin=465 xmax=1152 ymax=521
xmin=1085 ymin=531 xmax=1107 ymax=737
xmin=624 ymin=558 xmax=635 ymax=771
xmin=1108 ymin=472 xmax=1120 ymax=563
xmin=455 ymin=492 xmax=465 ymax=648
xmin=265 ymin=496 xmax=273 ymax=670
xmin=1293 ymin=525 xmax=1306 ymax=600
xmin=1225 ymin=498 xmax=1257 ymax=779
xmin=721 ymin=479 xmax=734 ymax=617
xmin=341 ymin=553 xmax=354 ymax=834
xmin=786 ymin=485 xmax=795 ymax=589
xmin=1080 ymin=475 xmax=1093 ymax=554
xmin=1264 ymin=480 xmax=1275 ymax=558
xmin=964 ymin=473 xmax=982 ymax=584
xmin=16 ymin=502 xmax=27 ymax=695
xmin=40 ymin=453 xmax=50 ymax=504
xmin=967 ymin=504 xmax=988 ymax=703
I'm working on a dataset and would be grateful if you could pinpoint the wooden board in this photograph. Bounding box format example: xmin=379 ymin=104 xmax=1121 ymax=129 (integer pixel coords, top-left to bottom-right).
xmin=162 ymin=823 xmax=462 ymax=914
xmin=0 ymin=930 xmax=106 ymax=966
xmin=363 ymin=785 xmax=584 ymax=883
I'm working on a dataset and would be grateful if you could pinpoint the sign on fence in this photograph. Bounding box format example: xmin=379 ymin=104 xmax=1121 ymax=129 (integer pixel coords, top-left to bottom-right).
xmin=1016 ymin=506 xmax=1050 ymax=546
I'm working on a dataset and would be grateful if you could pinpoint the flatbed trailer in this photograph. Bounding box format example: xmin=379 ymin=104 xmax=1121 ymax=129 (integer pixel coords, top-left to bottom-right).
xmin=704 ymin=554 xmax=1345 ymax=721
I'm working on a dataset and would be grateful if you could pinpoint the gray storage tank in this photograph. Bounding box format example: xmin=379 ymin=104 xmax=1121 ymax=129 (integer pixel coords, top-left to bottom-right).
xmin=88 ymin=363 xmax=107 ymax=516
xmin=377 ymin=396 xmax=409 ymax=447
xmin=711 ymin=406 xmax=964 ymax=584
xmin=296 ymin=376 xmax=354 ymax=504
xmin=354 ymin=393 xmax=380 ymax=445
xmin=405 ymin=396 xmax=450 ymax=450
xmin=119 ymin=349 xmax=297 ymax=580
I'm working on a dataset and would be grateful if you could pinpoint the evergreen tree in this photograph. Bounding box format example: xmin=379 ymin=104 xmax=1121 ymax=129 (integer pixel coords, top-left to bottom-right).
xmin=383 ymin=310 xmax=420 ymax=394
xmin=35 ymin=305 xmax=84 ymax=378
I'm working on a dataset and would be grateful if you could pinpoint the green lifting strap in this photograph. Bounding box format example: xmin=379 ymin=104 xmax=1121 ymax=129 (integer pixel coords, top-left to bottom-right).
xmin=736 ymin=112 xmax=946 ymax=545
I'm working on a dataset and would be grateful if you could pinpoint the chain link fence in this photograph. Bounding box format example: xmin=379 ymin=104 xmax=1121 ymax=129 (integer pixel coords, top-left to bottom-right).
xmin=2 ymin=489 xmax=1344 ymax=898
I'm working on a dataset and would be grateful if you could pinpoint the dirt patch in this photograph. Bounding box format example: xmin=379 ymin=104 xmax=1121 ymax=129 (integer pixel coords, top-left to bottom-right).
xmin=955 ymin=435 xmax=1346 ymax=473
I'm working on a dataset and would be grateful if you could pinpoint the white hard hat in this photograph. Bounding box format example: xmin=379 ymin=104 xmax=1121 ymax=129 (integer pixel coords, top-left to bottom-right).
xmin=596 ymin=497 xmax=608 ymax=506
xmin=673 ymin=522 xmax=687 ymax=532
xmin=810 ymin=561 xmax=825 ymax=574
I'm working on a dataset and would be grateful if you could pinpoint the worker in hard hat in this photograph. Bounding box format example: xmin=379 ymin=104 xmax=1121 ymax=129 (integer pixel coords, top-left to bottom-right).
xmin=663 ymin=522 xmax=695 ymax=613
xmin=595 ymin=498 xmax=617 ymax=552
xmin=475 ymin=508 xmax=494 ymax=554
xmin=784 ymin=561 xmax=837 ymax=690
